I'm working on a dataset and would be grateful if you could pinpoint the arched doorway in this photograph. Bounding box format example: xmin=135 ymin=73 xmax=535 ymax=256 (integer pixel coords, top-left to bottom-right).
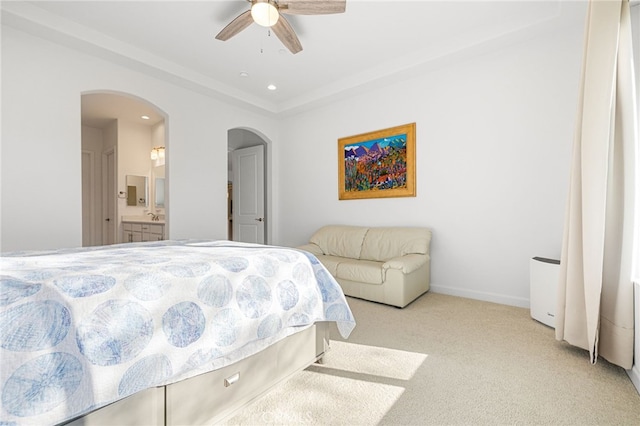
xmin=227 ymin=128 xmax=271 ymax=244
xmin=81 ymin=92 xmax=168 ymax=246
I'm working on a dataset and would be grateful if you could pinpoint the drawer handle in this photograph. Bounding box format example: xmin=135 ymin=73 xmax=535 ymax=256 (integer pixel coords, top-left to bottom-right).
xmin=224 ymin=372 xmax=240 ymax=387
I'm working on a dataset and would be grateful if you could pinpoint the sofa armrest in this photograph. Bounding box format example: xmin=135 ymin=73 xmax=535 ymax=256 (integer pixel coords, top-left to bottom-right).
xmin=383 ymin=254 xmax=429 ymax=274
xmin=297 ymin=243 xmax=324 ymax=257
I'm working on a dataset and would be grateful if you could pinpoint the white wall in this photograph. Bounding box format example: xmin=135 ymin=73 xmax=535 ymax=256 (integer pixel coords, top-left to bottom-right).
xmin=1 ymin=5 xmax=586 ymax=309
xmin=1 ymin=25 xmax=278 ymax=252
xmin=275 ymin=15 xmax=585 ymax=307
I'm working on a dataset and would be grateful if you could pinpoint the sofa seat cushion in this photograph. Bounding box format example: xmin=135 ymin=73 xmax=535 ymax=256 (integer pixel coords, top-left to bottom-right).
xmin=336 ymin=259 xmax=384 ymax=285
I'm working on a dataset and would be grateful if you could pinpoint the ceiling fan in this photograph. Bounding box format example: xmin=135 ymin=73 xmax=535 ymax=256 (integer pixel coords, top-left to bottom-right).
xmin=215 ymin=0 xmax=346 ymax=54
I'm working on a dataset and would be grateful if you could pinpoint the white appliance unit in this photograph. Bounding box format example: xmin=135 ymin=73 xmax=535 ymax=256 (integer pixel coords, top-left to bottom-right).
xmin=530 ymin=257 xmax=560 ymax=328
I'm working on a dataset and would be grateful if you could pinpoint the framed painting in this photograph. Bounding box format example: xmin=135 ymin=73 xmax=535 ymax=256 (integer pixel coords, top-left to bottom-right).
xmin=338 ymin=122 xmax=416 ymax=200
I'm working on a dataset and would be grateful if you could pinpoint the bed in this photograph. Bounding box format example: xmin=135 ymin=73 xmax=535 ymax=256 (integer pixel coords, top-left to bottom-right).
xmin=0 ymin=240 xmax=356 ymax=425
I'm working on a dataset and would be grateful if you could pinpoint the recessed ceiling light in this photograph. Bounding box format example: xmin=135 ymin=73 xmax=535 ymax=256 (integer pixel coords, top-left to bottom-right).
xmin=141 ymin=115 xmax=150 ymax=120
xmin=239 ymin=71 xmax=249 ymax=78
xmin=267 ymin=84 xmax=277 ymax=91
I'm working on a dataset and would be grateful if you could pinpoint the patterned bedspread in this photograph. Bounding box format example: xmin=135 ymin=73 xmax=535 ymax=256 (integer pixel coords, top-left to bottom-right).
xmin=0 ymin=240 xmax=355 ymax=426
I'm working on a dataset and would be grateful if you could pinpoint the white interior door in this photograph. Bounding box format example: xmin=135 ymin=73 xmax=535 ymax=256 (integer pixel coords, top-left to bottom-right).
xmin=232 ymin=145 xmax=265 ymax=244
xmin=102 ymin=147 xmax=116 ymax=245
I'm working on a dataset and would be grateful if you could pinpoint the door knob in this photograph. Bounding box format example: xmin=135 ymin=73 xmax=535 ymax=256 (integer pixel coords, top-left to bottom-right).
xmin=105 ymin=218 xmax=111 ymax=222
xmin=255 ymin=218 xmax=263 ymax=222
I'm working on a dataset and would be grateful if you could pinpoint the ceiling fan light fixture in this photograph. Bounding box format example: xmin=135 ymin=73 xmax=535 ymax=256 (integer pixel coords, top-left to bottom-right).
xmin=251 ymin=0 xmax=279 ymax=27
xmin=216 ymin=0 xmax=345 ymax=54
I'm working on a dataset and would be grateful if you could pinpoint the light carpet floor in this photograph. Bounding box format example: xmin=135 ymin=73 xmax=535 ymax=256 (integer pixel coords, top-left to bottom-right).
xmin=222 ymin=293 xmax=640 ymax=425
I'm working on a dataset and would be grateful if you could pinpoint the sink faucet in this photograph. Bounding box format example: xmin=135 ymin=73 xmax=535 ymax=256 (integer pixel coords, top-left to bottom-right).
xmin=148 ymin=212 xmax=159 ymax=221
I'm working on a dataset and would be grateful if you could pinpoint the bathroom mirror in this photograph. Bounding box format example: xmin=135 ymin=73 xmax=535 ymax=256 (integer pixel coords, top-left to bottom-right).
xmin=126 ymin=175 xmax=148 ymax=207
xmin=155 ymin=178 xmax=165 ymax=208
xmin=152 ymin=164 xmax=165 ymax=209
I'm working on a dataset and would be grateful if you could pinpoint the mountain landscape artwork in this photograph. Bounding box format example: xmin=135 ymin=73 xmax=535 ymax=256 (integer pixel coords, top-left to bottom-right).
xmin=338 ymin=123 xmax=416 ymax=200
xmin=344 ymin=134 xmax=407 ymax=191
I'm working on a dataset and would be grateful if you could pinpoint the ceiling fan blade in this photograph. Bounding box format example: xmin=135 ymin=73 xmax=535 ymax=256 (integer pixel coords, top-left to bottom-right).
xmin=215 ymin=10 xmax=253 ymax=41
xmin=271 ymin=15 xmax=303 ymax=54
xmin=279 ymin=0 xmax=346 ymax=15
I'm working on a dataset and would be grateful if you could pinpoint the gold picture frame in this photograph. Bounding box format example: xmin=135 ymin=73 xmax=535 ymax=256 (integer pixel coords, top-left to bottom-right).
xmin=338 ymin=123 xmax=416 ymax=200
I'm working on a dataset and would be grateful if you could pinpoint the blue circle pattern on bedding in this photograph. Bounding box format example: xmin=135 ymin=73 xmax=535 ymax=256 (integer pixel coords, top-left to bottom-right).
xmin=0 ymin=240 xmax=355 ymax=426
xmin=2 ymin=352 xmax=83 ymax=417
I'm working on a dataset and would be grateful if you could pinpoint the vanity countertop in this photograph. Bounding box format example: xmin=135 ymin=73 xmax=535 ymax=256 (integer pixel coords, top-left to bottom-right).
xmin=122 ymin=215 xmax=165 ymax=224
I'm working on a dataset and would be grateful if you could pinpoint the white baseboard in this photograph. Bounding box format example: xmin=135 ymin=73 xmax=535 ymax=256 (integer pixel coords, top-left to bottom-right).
xmin=429 ymin=284 xmax=529 ymax=309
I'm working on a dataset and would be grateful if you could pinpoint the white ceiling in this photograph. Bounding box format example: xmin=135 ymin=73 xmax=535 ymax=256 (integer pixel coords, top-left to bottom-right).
xmin=2 ymin=1 xmax=584 ymax=122
xmin=81 ymin=92 xmax=166 ymax=128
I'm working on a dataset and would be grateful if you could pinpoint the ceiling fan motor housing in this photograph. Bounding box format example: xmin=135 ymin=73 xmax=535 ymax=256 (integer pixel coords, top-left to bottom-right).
xmin=251 ymin=0 xmax=280 ymax=27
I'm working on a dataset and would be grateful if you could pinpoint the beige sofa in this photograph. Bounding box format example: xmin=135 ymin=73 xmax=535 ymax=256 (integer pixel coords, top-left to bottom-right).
xmin=297 ymin=225 xmax=431 ymax=308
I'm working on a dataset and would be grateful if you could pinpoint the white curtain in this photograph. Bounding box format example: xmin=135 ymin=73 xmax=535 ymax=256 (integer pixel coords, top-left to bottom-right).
xmin=556 ymin=0 xmax=638 ymax=369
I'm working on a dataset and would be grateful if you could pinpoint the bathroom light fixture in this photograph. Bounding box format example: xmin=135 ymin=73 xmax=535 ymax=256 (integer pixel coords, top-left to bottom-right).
xmin=150 ymin=146 xmax=165 ymax=163
xmin=141 ymin=115 xmax=150 ymax=120
xmin=267 ymin=84 xmax=277 ymax=91
xmin=251 ymin=0 xmax=279 ymax=27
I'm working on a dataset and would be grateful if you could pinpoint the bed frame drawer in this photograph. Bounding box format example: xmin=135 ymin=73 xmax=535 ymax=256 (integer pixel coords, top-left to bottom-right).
xmin=65 ymin=386 xmax=164 ymax=426
xmin=166 ymin=348 xmax=277 ymax=425
xmin=166 ymin=324 xmax=323 ymax=425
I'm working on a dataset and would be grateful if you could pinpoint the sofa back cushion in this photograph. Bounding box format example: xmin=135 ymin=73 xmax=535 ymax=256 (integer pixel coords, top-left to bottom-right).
xmin=309 ymin=225 xmax=369 ymax=259
xmin=360 ymin=227 xmax=431 ymax=262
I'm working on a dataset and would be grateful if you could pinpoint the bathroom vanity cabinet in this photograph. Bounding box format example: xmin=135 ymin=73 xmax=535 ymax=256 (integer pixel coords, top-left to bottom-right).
xmin=122 ymin=221 xmax=165 ymax=243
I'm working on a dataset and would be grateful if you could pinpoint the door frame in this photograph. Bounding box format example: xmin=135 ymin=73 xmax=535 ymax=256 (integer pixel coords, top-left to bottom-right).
xmin=227 ymin=128 xmax=272 ymax=245
xmin=102 ymin=146 xmax=117 ymax=245
xmin=81 ymin=150 xmax=96 ymax=246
